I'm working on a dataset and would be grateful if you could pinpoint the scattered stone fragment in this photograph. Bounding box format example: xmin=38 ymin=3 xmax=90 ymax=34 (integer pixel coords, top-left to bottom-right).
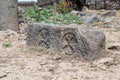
xmin=108 ymin=43 xmax=120 ymax=51
xmin=18 ymin=7 xmax=26 ymax=24
xmin=59 ymin=62 xmax=73 ymax=69
xmin=104 ymin=17 xmax=114 ymax=23
xmin=80 ymin=11 xmax=86 ymax=16
xmin=18 ymin=7 xmax=25 ymax=14
xmin=19 ymin=23 xmax=28 ymax=33
xmin=93 ymin=58 xmax=115 ymax=69
xmin=84 ymin=14 xmax=99 ymax=24
xmin=71 ymin=10 xmax=80 ymax=15
xmin=53 ymin=54 xmax=61 ymax=60
xmin=101 ymin=10 xmax=116 ymax=16
xmin=0 ymin=72 xmax=7 ymax=79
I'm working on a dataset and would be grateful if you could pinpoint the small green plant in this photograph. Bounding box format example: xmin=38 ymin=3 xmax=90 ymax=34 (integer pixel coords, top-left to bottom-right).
xmin=25 ymin=4 xmax=52 ymax=22
xmin=3 ymin=42 xmax=11 ymax=48
xmin=63 ymin=13 xmax=83 ymax=24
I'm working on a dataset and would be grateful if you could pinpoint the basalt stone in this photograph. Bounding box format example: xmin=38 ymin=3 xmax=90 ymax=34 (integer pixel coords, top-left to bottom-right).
xmin=95 ymin=0 xmax=105 ymax=9
xmin=0 ymin=0 xmax=18 ymax=31
xmin=105 ymin=0 xmax=120 ymax=10
xmin=27 ymin=23 xmax=106 ymax=60
xmin=84 ymin=13 xmax=99 ymax=24
xmin=86 ymin=0 xmax=120 ymax=10
xmin=37 ymin=0 xmax=59 ymax=6
xmin=86 ymin=0 xmax=96 ymax=9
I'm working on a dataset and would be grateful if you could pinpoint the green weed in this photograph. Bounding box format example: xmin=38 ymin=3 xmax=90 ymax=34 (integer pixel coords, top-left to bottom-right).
xmin=3 ymin=42 xmax=12 ymax=48
xmin=25 ymin=4 xmax=83 ymax=25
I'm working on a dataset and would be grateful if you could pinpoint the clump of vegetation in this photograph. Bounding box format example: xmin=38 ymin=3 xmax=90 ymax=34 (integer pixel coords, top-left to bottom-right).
xmin=55 ymin=0 xmax=71 ymax=14
xmin=2 ymin=42 xmax=12 ymax=48
xmin=25 ymin=4 xmax=52 ymax=22
xmin=25 ymin=4 xmax=83 ymax=25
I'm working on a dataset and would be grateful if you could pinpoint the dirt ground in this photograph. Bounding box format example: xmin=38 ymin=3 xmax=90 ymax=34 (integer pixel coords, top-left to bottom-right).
xmin=0 ymin=10 xmax=120 ymax=80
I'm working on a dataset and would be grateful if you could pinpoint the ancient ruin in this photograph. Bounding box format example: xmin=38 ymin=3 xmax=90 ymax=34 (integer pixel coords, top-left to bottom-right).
xmin=37 ymin=0 xmax=120 ymax=10
xmin=27 ymin=23 xmax=106 ymax=60
xmin=0 ymin=0 xmax=18 ymax=31
xmin=86 ymin=0 xmax=120 ymax=10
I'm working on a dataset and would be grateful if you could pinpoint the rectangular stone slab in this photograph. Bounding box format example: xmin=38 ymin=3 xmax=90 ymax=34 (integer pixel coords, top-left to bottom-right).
xmin=27 ymin=23 xmax=106 ymax=60
xmin=0 ymin=0 xmax=18 ymax=31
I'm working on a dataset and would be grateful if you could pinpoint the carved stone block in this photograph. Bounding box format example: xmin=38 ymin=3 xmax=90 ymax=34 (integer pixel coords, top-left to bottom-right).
xmin=27 ymin=23 xmax=106 ymax=60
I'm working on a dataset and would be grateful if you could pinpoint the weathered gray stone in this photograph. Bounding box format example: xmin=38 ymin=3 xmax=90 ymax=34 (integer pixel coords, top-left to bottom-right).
xmin=86 ymin=0 xmax=120 ymax=10
xmin=0 ymin=0 xmax=18 ymax=31
xmin=37 ymin=0 xmax=86 ymax=10
xmin=27 ymin=23 xmax=106 ymax=60
xmin=18 ymin=7 xmax=26 ymax=24
xmin=86 ymin=0 xmax=96 ymax=9
xmin=104 ymin=17 xmax=114 ymax=23
xmin=18 ymin=7 xmax=25 ymax=14
xmin=95 ymin=0 xmax=105 ymax=9
xmin=84 ymin=14 xmax=99 ymax=24
xmin=105 ymin=0 xmax=120 ymax=10
xmin=101 ymin=10 xmax=116 ymax=16
xmin=37 ymin=0 xmax=59 ymax=6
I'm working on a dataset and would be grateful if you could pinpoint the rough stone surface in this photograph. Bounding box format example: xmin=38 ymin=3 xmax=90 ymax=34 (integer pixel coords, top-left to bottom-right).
xmin=86 ymin=0 xmax=120 ymax=10
xmin=0 ymin=0 xmax=18 ymax=31
xmin=18 ymin=7 xmax=26 ymax=24
xmin=101 ymin=10 xmax=116 ymax=16
xmin=27 ymin=23 xmax=106 ymax=60
xmin=37 ymin=0 xmax=59 ymax=6
xmin=84 ymin=13 xmax=99 ymax=24
xmin=37 ymin=0 xmax=120 ymax=10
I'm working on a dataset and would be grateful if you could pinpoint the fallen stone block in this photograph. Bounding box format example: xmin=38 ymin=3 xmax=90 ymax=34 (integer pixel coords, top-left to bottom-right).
xmin=27 ymin=23 xmax=106 ymax=60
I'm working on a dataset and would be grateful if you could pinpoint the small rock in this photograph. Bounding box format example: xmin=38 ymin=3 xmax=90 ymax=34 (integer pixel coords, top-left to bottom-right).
xmin=59 ymin=62 xmax=73 ymax=69
xmin=6 ymin=29 xmax=18 ymax=36
xmin=101 ymin=10 xmax=116 ymax=16
xmin=113 ymin=23 xmax=120 ymax=28
xmin=19 ymin=23 xmax=28 ymax=33
xmin=53 ymin=54 xmax=61 ymax=60
xmin=104 ymin=17 xmax=114 ymax=23
xmin=71 ymin=10 xmax=80 ymax=15
xmin=0 ymin=72 xmax=7 ymax=79
xmin=18 ymin=7 xmax=25 ymax=14
xmin=108 ymin=43 xmax=120 ymax=51
xmin=93 ymin=58 xmax=115 ymax=69
xmin=94 ymin=58 xmax=114 ymax=64
xmin=80 ymin=6 xmax=87 ymax=16
xmin=84 ymin=13 xmax=99 ymax=24
xmin=80 ymin=11 xmax=86 ymax=16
